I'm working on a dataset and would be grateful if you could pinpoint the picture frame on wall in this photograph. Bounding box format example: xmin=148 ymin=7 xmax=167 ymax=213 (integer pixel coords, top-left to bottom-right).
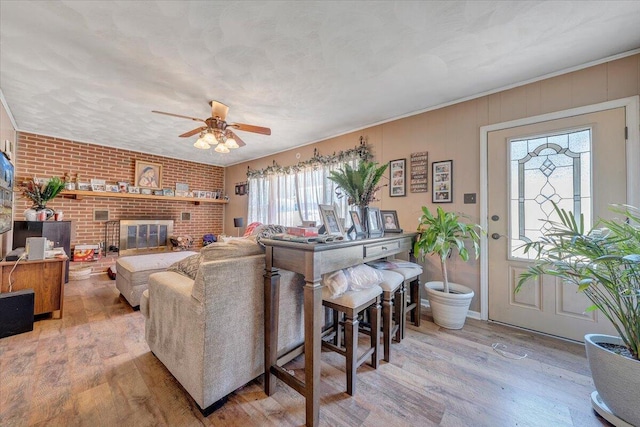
xmin=367 ymin=207 xmax=384 ymax=238
xmin=432 ymin=160 xmax=453 ymax=203
xmin=319 ymin=204 xmax=345 ymax=237
xmin=389 ymin=159 xmax=406 ymax=197
xmin=135 ymin=160 xmax=162 ymax=190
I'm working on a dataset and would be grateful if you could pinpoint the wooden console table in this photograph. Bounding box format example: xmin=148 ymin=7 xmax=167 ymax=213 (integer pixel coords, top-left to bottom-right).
xmin=262 ymin=233 xmax=417 ymax=427
xmin=0 ymin=257 xmax=67 ymax=318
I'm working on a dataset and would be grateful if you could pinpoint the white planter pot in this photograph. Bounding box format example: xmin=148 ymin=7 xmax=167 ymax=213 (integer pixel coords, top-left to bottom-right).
xmin=585 ymin=334 xmax=640 ymax=427
xmin=424 ymin=281 xmax=474 ymax=329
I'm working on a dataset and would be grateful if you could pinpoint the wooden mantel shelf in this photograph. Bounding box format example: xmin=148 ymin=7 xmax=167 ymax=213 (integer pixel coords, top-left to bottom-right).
xmin=61 ymin=190 xmax=228 ymax=205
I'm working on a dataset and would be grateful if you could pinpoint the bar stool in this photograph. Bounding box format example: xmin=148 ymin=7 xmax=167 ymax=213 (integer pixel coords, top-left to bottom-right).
xmin=376 ymin=269 xmax=405 ymax=362
xmin=322 ymin=284 xmax=382 ymax=395
xmin=387 ymin=265 xmax=423 ymax=339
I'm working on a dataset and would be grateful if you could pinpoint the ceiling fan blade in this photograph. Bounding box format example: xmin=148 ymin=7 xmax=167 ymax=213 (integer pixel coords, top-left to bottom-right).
xmin=229 ymin=123 xmax=271 ymax=135
xmin=209 ymin=100 xmax=229 ymax=121
xmin=152 ymin=110 xmax=206 ymax=123
xmin=179 ymin=126 xmax=207 ymax=138
xmin=227 ymin=130 xmax=246 ymax=147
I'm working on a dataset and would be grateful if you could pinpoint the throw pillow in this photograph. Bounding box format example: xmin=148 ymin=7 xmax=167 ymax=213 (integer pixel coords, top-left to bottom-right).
xmin=243 ymin=221 xmax=263 ymax=237
xmin=200 ymin=237 xmax=263 ymax=262
xmin=168 ymin=254 xmax=201 ymax=280
xmin=343 ymin=264 xmax=383 ymax=291
xmin=322 ymin=270 xmax=349 ymax=297
xmin=255 ymin=224 xmax=288 ymax=248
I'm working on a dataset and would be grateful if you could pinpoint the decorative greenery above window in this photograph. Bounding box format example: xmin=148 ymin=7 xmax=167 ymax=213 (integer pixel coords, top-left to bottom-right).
xmin=246 ymin=137 xmax=374 ymax=227
xmin=246 ymin=138 xmax=372 ymax=179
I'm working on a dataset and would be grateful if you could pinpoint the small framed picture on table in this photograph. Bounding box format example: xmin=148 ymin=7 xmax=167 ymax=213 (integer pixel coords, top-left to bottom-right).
xmin=319 ymin=204 xmax=345 ymax=238
xmin=367 ymin=207 xmax=383 ymax=238
xmin=349 ymin=210 xmax=367 ymax=239
xmin=380 ymin=210 xmax=402 ymax=233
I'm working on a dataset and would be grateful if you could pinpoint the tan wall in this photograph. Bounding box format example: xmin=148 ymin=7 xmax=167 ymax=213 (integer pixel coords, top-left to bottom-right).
xmin=225 ymin=54 xmax=640 ymax=312
xmin=0 ymin=100 xmax=16 ymax=257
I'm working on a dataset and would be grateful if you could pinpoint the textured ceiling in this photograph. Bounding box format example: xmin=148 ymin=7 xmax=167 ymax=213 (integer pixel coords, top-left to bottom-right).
xmin=1 ymin=1 xmax=639 ymax=166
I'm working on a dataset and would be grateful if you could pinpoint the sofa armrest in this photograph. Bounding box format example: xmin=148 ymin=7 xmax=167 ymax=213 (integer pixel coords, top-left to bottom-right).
xmin=144 ymin=271 xmax=207 ymax=406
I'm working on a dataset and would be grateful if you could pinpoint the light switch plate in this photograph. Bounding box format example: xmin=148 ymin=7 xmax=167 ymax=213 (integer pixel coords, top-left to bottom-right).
xmin=464 ymin=193 xmax=476 ymax=204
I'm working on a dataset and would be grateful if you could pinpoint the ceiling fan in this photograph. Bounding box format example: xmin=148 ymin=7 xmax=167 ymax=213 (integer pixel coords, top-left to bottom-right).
xmin=152 ymin=100 xmax=271 ymax=153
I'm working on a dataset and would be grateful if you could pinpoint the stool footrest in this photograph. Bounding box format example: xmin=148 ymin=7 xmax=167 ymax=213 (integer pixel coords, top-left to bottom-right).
xmin=321 ymin=340 xmax=346 ymax=357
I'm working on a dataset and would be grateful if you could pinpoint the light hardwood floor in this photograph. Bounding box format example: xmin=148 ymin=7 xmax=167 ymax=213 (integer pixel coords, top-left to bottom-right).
xmin=0 ymin=275 xmax=610 ymax=427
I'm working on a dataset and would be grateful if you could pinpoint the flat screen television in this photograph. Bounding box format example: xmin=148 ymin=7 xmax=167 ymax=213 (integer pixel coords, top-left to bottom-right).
xmin=0 ymin=154 xmax=14 ymax=234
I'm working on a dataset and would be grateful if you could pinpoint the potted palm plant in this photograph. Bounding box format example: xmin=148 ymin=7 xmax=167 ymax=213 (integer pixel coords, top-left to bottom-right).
xmin=328 ymin=161 xmax=388 ymax=234
xmin=518 ymin=204 xmax=639 ymax=426
xmin=414 ymin=206 xmax=482 ymax=329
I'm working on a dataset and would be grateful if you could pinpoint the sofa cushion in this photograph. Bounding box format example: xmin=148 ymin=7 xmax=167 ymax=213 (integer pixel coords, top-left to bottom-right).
xmin=168 ymin=254 xmax=202 ymax=280
xmin=200 ymin=237 xmax=263 ymax=262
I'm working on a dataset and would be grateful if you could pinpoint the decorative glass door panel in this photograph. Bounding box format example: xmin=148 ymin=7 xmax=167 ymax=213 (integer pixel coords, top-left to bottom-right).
xmin=509 ymin=129 xmax=592 ymax=259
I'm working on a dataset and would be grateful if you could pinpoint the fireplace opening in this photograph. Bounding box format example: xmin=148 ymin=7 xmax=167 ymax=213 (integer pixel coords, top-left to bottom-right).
xmin=116 ymin=219 xmax=174 ymax=256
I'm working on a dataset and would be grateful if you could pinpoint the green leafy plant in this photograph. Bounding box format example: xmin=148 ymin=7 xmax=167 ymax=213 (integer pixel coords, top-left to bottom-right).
xmin=328 ymin=161 xmax=388 ymax=208
xmin=21 ymin=176 xmax=65 ymax=209
xmin=414 ymin=206 xmax=482 ymax=293
xmin=517 ymin=203 xmax=640 ymax=360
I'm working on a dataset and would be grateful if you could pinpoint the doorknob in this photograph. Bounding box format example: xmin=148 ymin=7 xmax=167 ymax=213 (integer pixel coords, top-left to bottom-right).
xmin=491 ymin=233 xmax=501 ymax=240
xmin=491 ymin=215 xmax=499 ymax=221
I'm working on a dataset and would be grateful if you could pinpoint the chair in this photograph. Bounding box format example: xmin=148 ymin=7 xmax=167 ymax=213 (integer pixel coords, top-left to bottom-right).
xmin=322 ymin=284 xmax=382 ymax=395
xmin=387 ymin=265 xmax=423 ymax=339
xmin=376 ymin=269 xmax=405 ymax=362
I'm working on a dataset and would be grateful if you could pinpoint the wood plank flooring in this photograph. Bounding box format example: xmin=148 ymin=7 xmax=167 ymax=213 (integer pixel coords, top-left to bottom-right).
xmin=0 ymin=275 xmax=610 ymax=426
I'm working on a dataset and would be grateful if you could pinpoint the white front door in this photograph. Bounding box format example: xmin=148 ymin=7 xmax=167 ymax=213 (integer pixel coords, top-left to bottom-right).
xmin=487 ymin=107 xmax=627 ymax=341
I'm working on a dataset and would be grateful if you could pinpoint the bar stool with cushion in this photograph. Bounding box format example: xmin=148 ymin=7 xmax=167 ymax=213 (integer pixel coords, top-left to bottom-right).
xmin=376 ymin=269 xmax=405 ymax=362
xmin=387 ymin=264 xmax=423 ymax=340
xmin=322 ymin=284 xmax=382 ymax=396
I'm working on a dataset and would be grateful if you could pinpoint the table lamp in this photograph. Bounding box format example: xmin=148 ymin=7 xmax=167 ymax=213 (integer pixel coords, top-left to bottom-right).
xmin=234 ymin=217 xmax=244 ymax=237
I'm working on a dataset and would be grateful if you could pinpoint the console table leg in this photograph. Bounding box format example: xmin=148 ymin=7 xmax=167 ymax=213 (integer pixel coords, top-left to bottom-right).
xmin=304 ymin=280 xmax=322 ymax=427
xmin=264 ymin=263 xmax=280 ymax=396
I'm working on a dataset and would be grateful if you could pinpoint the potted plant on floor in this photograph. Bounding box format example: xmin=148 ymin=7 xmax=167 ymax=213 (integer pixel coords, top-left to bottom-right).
xmin=414 ymin=206 xmax=482 ymax=329
xmin=518 ymin=204 xmax=639 ymax=426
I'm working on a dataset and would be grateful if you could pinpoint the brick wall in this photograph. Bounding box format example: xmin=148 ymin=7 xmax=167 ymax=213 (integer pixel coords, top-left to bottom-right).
xmin=16 ymin=132 xmax=225 ymax=273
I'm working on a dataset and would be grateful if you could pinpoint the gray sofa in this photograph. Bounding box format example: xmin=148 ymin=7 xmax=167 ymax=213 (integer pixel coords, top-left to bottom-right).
xmin=140 ymin=239 xmax=305 ymax=414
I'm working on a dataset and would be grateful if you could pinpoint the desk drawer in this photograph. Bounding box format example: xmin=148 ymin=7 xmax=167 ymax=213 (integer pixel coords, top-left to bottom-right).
xmin=364 ymin=241 xmax=400 ymax=258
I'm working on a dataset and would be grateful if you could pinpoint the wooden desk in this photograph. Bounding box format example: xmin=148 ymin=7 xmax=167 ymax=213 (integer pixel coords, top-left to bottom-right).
xmin=263 ymin=233 xmax=416 ymax=426
xmin=0 ymin=257 xmax=67 ymax=318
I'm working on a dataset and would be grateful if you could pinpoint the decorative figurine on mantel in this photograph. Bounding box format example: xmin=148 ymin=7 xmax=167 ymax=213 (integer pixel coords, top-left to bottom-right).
xmin=64 ymin=171 xmax=76 ymax=190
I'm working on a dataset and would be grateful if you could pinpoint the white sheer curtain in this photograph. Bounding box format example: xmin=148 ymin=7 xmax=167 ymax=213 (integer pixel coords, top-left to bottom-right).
xmin=248 ymin=158 xmax=357 ymax=227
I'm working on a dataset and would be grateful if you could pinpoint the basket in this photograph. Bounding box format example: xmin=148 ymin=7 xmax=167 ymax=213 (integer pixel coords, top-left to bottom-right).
xmin=69 ymin=265 xmax=92 ymax=281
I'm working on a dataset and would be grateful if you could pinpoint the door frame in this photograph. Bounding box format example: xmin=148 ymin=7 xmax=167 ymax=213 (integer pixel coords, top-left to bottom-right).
xmin=479 ymin=96 xmax=640 ymax=321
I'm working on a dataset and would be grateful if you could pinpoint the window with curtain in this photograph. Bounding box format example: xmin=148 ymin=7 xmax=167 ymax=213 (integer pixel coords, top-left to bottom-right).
xmin=247 ymin=145 xmax=371 ymax=227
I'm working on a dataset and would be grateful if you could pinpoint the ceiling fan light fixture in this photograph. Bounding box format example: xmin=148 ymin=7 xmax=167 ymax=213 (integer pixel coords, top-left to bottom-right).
xmin=214 ymin=143 xmax=230 ymax=153
xmin=225 ymin=135 xmax=239 ymax=149
xmin=193 ymin=136 xmax=211 ymax=150
xmin=203 ymin=131 xmax=217 ymax=145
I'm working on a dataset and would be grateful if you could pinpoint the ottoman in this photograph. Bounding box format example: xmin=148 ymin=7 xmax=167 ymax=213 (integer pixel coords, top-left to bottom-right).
xmin=116 ymin=251 xmax=198 ymax=308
